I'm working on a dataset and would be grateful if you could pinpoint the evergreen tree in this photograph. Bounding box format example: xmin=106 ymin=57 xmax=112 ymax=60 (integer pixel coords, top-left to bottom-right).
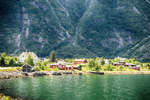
xmin=88 ymin=59 xmax=101 ymax=71
xmin=101 ymin=58 xmax=105 ymax=65
xmin=25 ymin=54 xmax=34 ymax=66
xmin=9 ymin=58 xmax=15 ymax=66
xmin=88 ymin=59 xmax=97 ymax=68
xmin=0 ymin=52 xmax=6 ymax=66
xmin=50 ymin=51 xmax=56 ymax=62
xmin=0 ymin=57 xmax=5 ymax=66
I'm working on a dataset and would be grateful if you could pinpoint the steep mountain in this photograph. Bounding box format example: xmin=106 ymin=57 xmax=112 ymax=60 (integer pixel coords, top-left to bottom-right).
xmin=0 ymin=0 xmax=150 ymax=61
xmin=123 ymin=36 xmax=150 ymax=62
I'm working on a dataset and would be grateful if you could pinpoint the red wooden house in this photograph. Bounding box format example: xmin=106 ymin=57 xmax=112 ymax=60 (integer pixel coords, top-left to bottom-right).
xmin=50 ymin=63 xmax=73 ymax=70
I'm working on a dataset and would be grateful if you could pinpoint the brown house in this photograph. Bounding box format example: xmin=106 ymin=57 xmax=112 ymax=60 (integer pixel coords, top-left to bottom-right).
xmin=113 ymin=61 xmax=126 ymax=66
xmin=113 ymin=62 xmax=140 ymax=71
xmin=74 ymin=59 xmax=88 ymax=65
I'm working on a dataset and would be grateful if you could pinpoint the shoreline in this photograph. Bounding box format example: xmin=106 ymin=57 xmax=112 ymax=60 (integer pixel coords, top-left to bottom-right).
xmin=0 ymin=93 xmax=22 ymax=100
xmin=0 ymin=71 xmax=82 ymax=80
xmin=104 ymin=71 xmax=150 ymax=75
xmin=0 ymin=71 xmax=150 ymax=80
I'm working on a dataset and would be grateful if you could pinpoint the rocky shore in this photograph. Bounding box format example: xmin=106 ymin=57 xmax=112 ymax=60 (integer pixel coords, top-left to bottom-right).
xmin=104 ymin=71 xmax=150 ymax=75
xmin=0 ymin=71 xmax=83 ymax=79
xmin=1 ymin=71 xmax=150 ymax=80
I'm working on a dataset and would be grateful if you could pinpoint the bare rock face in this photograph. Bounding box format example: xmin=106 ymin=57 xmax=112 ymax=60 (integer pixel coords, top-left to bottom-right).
xmin=0 ymin=0 xmax=150 ymax=61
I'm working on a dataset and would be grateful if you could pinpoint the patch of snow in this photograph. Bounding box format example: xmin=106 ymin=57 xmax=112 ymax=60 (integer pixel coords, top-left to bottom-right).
xmin=133 ymin=7 xmax=140 ymax=14
xmin=89 ymin=0 xmax=95 ymax=9
xmin=39 ymin=37 xmax=43 ymax=43
xmin=16 ymin=34 xmax=21 ymax=48
xmin=66 ymin=31 xmax=71 ymax=38
xmin=57 ymin=0 xmax=70 ymax=17
xmin=22 ymin=7 xmax=30 ymax=38
xmin=128 ymin=35 xmax=133 ymax=44
xmin=116 ymin=6 xmax=124 ymax=10
xmin=30 ymin=1 xmax=39 ymax=8
xmin=113 ymin=31 xmax=124 ymax=48
xmin=146 ymin=0 xmax=150 ymax=5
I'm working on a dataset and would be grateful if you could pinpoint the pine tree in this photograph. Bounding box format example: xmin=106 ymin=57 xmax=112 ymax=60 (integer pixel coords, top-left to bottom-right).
xmin=0 ymin=57 xmax=5 ymax=66
xmin=25 ymin=54 xmax=34 ymax=66
xmin=0 ymin=52 xmax=6 ymax=66
xmin=9 ymin=58 xmax=15 ymax=66
xmin=50 ymin=51 xmax=56 ymax=62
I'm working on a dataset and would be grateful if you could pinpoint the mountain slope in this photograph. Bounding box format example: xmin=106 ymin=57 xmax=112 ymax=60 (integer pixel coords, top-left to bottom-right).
xmin=0 ymin=0 xmax=150 ymax=61
xmin=123 ymin=36 xmax=150 ymax=62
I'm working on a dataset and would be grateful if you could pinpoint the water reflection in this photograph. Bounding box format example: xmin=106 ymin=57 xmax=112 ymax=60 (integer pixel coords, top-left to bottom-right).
xmin=0 ymin=75 xmax=150 ymax=100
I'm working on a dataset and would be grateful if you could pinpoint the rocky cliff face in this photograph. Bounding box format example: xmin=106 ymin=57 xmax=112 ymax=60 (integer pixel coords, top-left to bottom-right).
xmin=0 ymin=0 xmax=150 ymax=61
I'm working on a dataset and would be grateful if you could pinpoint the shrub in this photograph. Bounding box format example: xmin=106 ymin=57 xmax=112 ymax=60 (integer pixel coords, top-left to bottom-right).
xmin=34 ymin=66 xmax=42 ymax=71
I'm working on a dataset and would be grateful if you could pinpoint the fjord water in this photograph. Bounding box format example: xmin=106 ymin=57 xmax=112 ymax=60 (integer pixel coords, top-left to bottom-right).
xmin=1 ymin=75 xmax=150 ymax=100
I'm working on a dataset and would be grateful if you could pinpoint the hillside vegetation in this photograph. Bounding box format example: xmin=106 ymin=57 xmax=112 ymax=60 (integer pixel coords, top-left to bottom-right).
xmin=0 ymin=0 xmax=150 ymax=61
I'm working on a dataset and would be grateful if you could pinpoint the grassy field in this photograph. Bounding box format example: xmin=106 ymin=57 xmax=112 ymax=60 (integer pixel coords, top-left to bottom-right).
xmin=0 ymin=67 xmax=22 ymax=72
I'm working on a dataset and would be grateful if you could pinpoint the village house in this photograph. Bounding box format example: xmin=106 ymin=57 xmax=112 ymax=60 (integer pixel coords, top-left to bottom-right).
xmin=104 ymin=59 xmax=109 ymax=64
xmin=148 ymin=65 xmax=150 ymax=69
xmin=113 ymin=60 xmax=126 ymax=66
xmin=113 ymin=61 xmax=140 ymax=71
xmin=18 ymin=52 xmax=39 ymax=65
xmin=73 ymin=59 xmax=88 ymax=65
xmin=50 ymin=60 xmax=73 ymax=70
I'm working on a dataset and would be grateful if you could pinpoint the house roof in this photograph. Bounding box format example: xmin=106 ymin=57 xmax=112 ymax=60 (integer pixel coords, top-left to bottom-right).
xmin=74 ymin=59 xmax=87 ymax=62
xmin=19 ymin=52 xmax=39 ymax=59
xmin=125 ymin=63 xmax=136 ymax=66
xmin=113 ymin=62 xmax=120 ymax=64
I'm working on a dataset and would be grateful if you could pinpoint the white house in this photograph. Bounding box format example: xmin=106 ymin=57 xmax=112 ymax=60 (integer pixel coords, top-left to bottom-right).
xmin=18 ymin=52 xmax=39 ymax=65
xmin=104 ymin=59 xmax=109 ymax=64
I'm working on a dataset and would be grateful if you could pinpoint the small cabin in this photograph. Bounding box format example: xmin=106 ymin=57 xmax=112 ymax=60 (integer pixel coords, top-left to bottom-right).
xmin=50 ymin=63 xmax=58 ymax=69
xmin=125 ymin=63 xmax=136 ymax=67
xmin=113 ymin=62 xmax=121 ymax=66
xmin=74 ymin=59 xmax=88 ymax=65
xmin=125 ymin=64 xmax=140 ymax=71
xmin=50 ymin=63 xmax=73 ymax=70
xmin=113 ymin=61 xmax=126 ymax=66
xmin=22 ymin=64 xmax=34 ymax=72
xmin=119 ymin=61 xmax=126 ymax=65
xmin=129 ymin=65 xmax=140 ymax=71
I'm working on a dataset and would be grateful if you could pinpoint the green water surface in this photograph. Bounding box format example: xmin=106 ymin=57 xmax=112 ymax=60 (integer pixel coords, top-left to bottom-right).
xmin=0 ymin=75 xmax=150 ymax=100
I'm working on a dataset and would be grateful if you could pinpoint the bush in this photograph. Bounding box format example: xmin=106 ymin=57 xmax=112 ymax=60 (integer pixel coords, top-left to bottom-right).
xmin=87 ymin=59 xmax=101 ymax=71
xmin=34 ymin=66 xmax=42 ymax=71
xmin=103 ymin=65 xmax=114 ymax=71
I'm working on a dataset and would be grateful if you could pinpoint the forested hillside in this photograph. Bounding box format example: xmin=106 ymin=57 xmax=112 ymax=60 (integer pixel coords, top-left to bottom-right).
xmin=0 ymin=0 xmax=150 ymax=61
